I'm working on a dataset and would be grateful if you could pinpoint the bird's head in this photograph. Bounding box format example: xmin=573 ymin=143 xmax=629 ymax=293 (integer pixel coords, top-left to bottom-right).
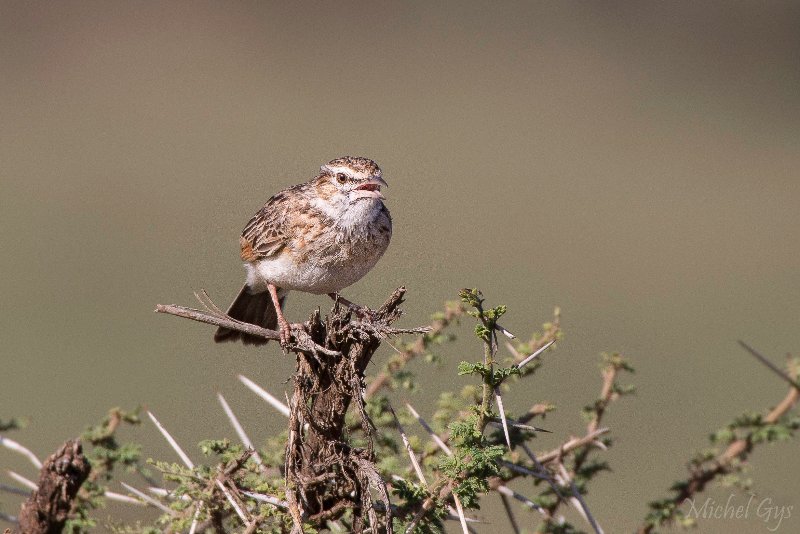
xmin=316 ymin=156 xmax=388 ymax=204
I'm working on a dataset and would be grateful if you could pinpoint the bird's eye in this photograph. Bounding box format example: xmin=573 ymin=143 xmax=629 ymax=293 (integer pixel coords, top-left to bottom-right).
xmin=336 ymin=173 xmax=347 ymax=184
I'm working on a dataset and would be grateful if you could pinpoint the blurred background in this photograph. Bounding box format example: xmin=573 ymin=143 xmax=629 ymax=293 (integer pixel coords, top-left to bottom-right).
xmin=1 ymin=1 xmax=798 ymax=532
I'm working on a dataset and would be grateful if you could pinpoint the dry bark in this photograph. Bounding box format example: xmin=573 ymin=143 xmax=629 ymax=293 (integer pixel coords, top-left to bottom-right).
xmin=283 ymin=289 xmax=408 ymax=534
xmin=157 ymin=287 xmax=425 ymax=533
xmin=18 ymin=439 xmax=90 ymax=534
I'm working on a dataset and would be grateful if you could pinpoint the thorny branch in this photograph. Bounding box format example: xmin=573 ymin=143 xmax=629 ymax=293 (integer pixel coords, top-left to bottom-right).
xmin=365 ymin=301 xmax=465 ymax=399
xmin=637 ymin=348 xmax=800 ymax=534
xmin=400 ymin=294 xmax=612 ymax=534
xmin=9 ymin=287 xmax=796 ymax=534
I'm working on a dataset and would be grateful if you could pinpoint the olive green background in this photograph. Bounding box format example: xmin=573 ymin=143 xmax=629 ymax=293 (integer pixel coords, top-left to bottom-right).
xmin=1 ymin=2 xmax=799 ymax=532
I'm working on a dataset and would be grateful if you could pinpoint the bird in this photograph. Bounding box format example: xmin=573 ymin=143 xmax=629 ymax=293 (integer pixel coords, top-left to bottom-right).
xmin=214 ymin=156 xmax=392 ymax=347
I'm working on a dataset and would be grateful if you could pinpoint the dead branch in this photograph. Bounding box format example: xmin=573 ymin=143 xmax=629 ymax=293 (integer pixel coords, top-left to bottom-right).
xmin=155 ymin=302 xmax=339 ymax=356
xmin=18 ymin=439 xmax=91 ymax=534
xmin=158 ymin=287 xmax=423 ymax=533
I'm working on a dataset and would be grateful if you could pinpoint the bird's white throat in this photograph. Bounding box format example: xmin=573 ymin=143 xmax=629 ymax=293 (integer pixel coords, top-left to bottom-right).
xmin=312 ymin=195 xmax=384 ymax=233
xmin=341 ymin=197 xmax=383 ymax=228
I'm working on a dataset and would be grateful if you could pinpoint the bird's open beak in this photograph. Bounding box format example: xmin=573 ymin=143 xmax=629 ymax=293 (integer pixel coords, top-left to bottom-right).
xmin=352 ymin=176 xmax=388 ymax=200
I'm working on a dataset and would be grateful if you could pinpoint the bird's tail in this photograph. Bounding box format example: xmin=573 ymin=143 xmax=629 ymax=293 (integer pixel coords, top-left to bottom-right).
xmin=213 ymin=285 xmax=287 ymax=345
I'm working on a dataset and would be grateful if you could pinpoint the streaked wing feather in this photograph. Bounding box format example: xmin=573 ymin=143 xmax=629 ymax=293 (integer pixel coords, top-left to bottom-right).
xmin=240 ymin=193 xmax=292 ymax=261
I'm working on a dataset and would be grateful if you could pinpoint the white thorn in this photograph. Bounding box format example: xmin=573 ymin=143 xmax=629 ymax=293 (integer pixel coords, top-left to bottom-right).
xmin=238 ymin=375 xmax=290 ymax=417
xmin=6 ymin=471 xmax=37 ymax=491
xmin=217 ymin=393 xmax=263 ymax=465
xmin=452 ymin=493 xmax=470 ymax=534
xmin=147 ymin=411 xmax=194 ymax=469
xmin=216 ymin=479 xmax=248 ymax=525
xmin=119 ymin=482 xmax=172 ymax=513
xmin=388 ymin=404 xmax=427 ymax=488
xmin=515 ymin=339 xmax=556 ymax=369
xmin=494 ymin=387 xmax=512 ymax=451
xmin=405 ymin=403 xmax=452 ymax=456
xmin=188 ymin=503 xmax=202 ymax=534
xmin=0 ymin=437 xmax=42 ymax=469
xmin=241 ymin=490 xmax=289 ymax=509
xmin=495 ymin=322 xmax=516 ymax=339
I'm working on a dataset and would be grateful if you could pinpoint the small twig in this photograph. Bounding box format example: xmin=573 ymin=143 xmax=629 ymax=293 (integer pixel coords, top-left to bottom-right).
xmin=554 ymin=462 xmax=604 ymax=534
xmin=495 ymin=483 xmax=545 ymax=515
xmin=520 ymin=443 xmax=565 ymax=498
xmin=539 ymin=360 xmax=620 ymax=526
xmin=445 ymin=508 xmax=481 ymax=524
xmin=194 ymin=289 xmax=228 ymax=317
xmin=243 ymin=517 xmax=264 ymax=534
xmin=499 ymin=493 xmax=521 ymax=534
xmin=476 ymin=304 xmax=497 ymax=434
xmin=404 ymin=483 xmax=451 ymax=534
xmin=546 ymin=356 xmax=625 ymax=523
xmin=156 ymin=301 xmax=339 ymax=356
xmin=517 ymin=402 xmax=554 ymax=425
xmin=238 ymin=375 xmax=291 ymax=418
xmin=499 ymin=461 xmax=550 ymax=481
xmin=537 ymin=428 xmax=610 ymax=465
xmin=156 ymin=303 xmax=281 ymax=342
xmin=358 ymin=322 xmax=432 ymax=337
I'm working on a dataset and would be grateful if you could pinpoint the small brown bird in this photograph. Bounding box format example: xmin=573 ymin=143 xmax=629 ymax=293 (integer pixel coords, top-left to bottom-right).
xmin=214 ymin=156 xmax=392 ymax=346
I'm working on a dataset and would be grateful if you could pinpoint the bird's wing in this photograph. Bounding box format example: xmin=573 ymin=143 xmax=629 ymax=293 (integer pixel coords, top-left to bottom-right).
xmin=239 ymin=191 xmax=294 ymax=261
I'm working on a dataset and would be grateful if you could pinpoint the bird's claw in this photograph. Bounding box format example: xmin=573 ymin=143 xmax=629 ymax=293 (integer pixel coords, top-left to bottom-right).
xmin=278 ymin=319 xmax=292 ymax=349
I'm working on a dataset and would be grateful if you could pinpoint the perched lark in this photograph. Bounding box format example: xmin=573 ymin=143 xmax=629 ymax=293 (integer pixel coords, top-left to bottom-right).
xmin=214 ymin=156 xmax=392 ymax=346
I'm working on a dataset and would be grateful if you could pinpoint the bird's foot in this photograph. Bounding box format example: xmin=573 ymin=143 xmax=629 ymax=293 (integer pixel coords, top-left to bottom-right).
xmin=277 ymin=317 xmax=292 ymax=349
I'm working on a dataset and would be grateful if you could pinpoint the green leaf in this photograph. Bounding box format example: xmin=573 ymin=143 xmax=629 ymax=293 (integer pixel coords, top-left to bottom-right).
xmin=457 ymin=361 xmax=490 ymax=377
xmin=458 ymin=288 xmax=483 ymax=308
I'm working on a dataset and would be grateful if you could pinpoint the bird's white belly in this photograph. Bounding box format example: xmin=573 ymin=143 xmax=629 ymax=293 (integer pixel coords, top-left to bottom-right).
xmin=244 ymin=247 xmax=384 ymax=295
